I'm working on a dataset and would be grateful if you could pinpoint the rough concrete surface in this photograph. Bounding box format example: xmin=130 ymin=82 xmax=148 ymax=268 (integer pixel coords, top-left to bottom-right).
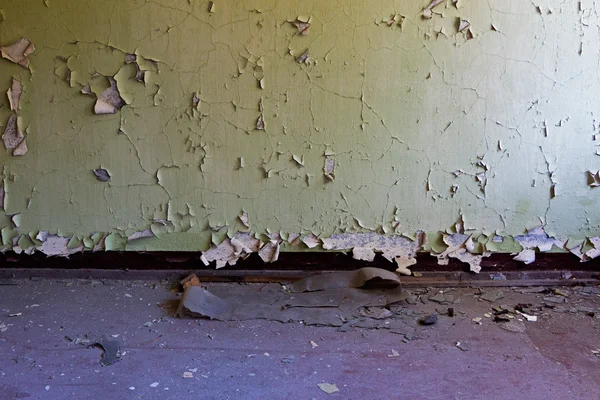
xmin=1 ymin=279 xmax=600 ymax=399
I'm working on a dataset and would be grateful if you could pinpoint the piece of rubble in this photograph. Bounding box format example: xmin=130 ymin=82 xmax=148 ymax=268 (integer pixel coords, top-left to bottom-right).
xmin=180 ymin=273 xmax=201 ymax=290
xmin=419 ymin=314 xmax=438 ymax=325
xmin=177 ymin=286 xmax=230 ymax=320
xmin=499 ymin=321 xmax=526 ymax=333
xmin=65 ymin=334 xmax=121 ymax=366
xmin=388 ymin=349 xmax=400 ymax=357
xmin=317 ymin=383 xmax=339 ymax=394
xmin=456 ymin=341 xmax=470 ymax=351
xmin=480 ymin=290 xmax=504 ymax=303
xmin=288 ymin=267 xmax=400 ymax=293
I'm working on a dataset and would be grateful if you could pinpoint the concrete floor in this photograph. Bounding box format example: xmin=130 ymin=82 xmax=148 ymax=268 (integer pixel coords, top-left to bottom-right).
xmin=1 ymin=279 xmax=600 ymax=400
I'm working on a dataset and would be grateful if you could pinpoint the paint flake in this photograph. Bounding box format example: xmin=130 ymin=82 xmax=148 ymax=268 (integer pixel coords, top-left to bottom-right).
xmin=324 ymin=156 xmax=335 ymax=180
xmin=2 ymin=114 xmax=24 ymax=151
xmin=322 ymin=233 xmax=423 ymax=274
xmin=301 ymin=234 xmax=320 ymax=249
xmin=436 ymin=233 xmax=486 ymax=273
xmin=256 ymin=114 xmax=265 ymax=130
xmin=423 ymin=0 xmax=445 ymax=19
xmin=292 ymin=154 xmax=304 ymax=166
xmin=94 ymin=77 xmax=125 ymax=115
xmin=12 ymin=139 xmax=27 ymax=156
xmin=588 ymin=171 xmax=600 ymax=187
xmin=458 ymin=19 xmax=470 ymax=32
xmin=296 ymin=50 xmax=309 ymax=64
xmin=290 ymin=18 xmax=311 ymax=35
xmin=512 ymin=226 xmax=567 ymax=264
xmin=1 ymin=38 xmax=35 ymax=69
xmin=239 ymin=211 xmax=250 ymax=227
xmin=201 ymin=233 xmax=262 ymax=269
xmin=93 ymin=168 xmax=111 ymax=182
xmin=258 ymin=240 xmax=280 ymax=262
xmin=7 ymin=78 xmax=22 ymax=111
xmin=128 ymin=228 xmax=154 ymax=241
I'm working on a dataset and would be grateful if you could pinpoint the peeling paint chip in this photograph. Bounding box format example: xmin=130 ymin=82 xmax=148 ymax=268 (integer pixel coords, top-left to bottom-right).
xmin=128 ymin=228 xmax=154 ymax=241
xmin=239 ymin=211 xmax=250 ymax=228
xmin=588 ymin=171 xmax=600 ymax=187
xmin=2 ymin=114 xmax=24 ymax=150
xmin=208 ymin=1 xmax=215 ymax=13
xmin=296 ymin=50 xmax=309 ymax=64
xmin=7 ymin=78 xmax=22 ymax=111
xmin=301 ymin=234 xmax=320 ymax=249
xmin=458 ymin=19 xmax=470 ymax=32
xmin=1 ymin=37 xmax=35 ymax=69
xmin=94 ymin=77 xmax=125 ymax=115
xmin=256 ymin=114 xmax=265 ymax=130
xmin=93 ymin=168 xmax=111 ymax=182
xmin=12 ymin=139 xmax=27 ymax=156
xmin=423 ymin=0 xmax=444 ymax=19
xmin=291 ymin=18 xmax=311 ymax=35
xmin=324 ymin=156 xmax=335 ymax=180
xmin=258 ymin=241 xmax=280 ymax=263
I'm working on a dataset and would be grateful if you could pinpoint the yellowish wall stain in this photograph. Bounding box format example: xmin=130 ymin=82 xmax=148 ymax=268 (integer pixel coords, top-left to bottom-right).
xmin=1 ymin=0 xmax=599 ymax=268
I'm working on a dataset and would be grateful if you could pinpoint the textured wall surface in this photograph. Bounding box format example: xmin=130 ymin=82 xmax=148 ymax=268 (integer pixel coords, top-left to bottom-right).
xmin=1 ymin=0 xmax=600 ymax=270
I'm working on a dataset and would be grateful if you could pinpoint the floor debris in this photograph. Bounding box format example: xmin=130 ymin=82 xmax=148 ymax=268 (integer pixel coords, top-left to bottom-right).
xmin=288 ymin=267 xmax=400 ymax=293
xmin=177 ymin=286 xmax=231 ymax=319
xmin=456 ymin=341 xmax=470 ymax=351
xmin=318 ymin=383 xmax=339 ymax=394
xmin=419 ymin=314 xmax=438 ymax=325
xmin=388 ymin=349 xmax=400 ymax=357
xmin=65 ymin=334 xmax=122 ymax=366
xmin=480 ymin=290 xmax=504 ymax=302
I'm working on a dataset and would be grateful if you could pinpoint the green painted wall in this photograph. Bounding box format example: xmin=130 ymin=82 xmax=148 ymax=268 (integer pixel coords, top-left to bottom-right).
xmin=1 ymin=0 xmax=599 ymax=269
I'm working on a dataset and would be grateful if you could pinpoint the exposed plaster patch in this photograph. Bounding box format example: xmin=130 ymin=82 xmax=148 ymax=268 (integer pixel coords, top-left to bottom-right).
xmin=322 ymin=233 xmax=424 ymax=275
xmin=36 ymin=231 xmax=83 ymax=256
xmin=513 ymin=226 xmax=567 ymax=264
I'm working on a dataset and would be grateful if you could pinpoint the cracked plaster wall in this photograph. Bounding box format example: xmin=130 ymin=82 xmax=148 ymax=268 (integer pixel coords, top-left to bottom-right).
xmin=1 ymin=0 xmax=600 ymax=270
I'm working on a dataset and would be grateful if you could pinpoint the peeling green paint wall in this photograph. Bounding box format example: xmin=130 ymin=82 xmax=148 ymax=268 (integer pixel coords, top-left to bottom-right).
xmin=1 ymin=0 xmax=600 ymax=269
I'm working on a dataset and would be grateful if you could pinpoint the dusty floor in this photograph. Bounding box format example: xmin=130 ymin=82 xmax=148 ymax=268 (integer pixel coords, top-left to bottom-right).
xmin=1 ymin=278 xmax=600 ymax=400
